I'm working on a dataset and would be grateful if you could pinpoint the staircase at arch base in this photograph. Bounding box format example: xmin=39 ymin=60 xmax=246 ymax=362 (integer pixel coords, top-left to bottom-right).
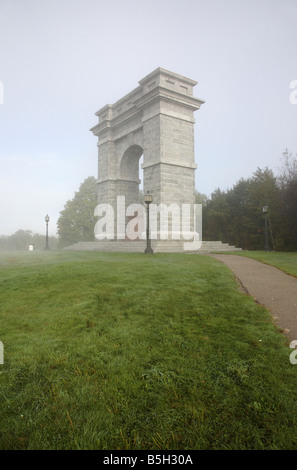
xmin=64 ymin=240 xmax=242 ymax=253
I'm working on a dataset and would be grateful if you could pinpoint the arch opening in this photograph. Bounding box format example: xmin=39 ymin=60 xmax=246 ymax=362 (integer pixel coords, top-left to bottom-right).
xmin=120 ymin=145 xmax=144 ymax=204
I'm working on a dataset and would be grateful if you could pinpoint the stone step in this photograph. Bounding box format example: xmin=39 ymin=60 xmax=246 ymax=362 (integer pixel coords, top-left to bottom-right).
xmin=65 ymin=240 xmax=242 ymax=253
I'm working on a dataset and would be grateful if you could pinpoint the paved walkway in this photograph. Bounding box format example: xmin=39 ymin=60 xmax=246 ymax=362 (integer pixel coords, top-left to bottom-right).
xmin=211 ymin=254 xmax=297 ymax=341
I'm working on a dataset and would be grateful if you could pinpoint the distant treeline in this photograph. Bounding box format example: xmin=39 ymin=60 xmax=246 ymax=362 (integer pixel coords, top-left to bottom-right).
xmin=2 ymin=150 xmax=296 ymax=252
xmin=0 ymin=230 xmax=58 ymax=251
xmin=199 ymin=150 xmax=297 ymax=251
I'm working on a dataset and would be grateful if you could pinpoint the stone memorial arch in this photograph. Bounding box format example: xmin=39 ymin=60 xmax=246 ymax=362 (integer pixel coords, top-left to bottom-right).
xmin=90 ymin=67 xmax=204 ymax=245
xmin=65 ymin=68 xmax=241 ymax=252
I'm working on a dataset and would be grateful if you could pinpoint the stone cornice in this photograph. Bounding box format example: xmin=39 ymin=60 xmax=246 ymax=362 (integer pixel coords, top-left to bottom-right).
xmin=138 ymin=67 xmax=199 ymax=88
xmin=134 ymin=85 xmax=204 ymax=113
xmin=141 ymin=160 xmax=197 ymax=170
xmin=90 ymin=68 xmax=205 ymax=137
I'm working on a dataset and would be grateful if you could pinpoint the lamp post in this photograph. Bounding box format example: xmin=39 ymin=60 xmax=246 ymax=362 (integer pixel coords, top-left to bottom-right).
xmin=45 ymin=214 xmax=50 ymax=250
xmin=262 ymin=206 xmax=269 ymax=251
xmin=144 ymin=191 xmax=153 ymax=254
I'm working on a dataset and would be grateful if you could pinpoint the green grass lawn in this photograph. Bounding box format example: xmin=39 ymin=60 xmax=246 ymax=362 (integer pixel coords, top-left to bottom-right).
xmin=0 ymin=250 xmax=297 ymax=450
xmin=221 ymin=251 xmax=297 ymax=277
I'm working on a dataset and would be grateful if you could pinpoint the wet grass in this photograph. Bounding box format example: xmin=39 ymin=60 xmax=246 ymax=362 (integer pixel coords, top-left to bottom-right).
xmin=0 ymin=250 xmax=297 ymax=450
xmin=222 ymin=251 xmax=297 ymax=277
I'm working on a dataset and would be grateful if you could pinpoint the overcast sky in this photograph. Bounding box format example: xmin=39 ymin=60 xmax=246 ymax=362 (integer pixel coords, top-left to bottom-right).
xmin=0 ymin=0 xmax=296 ymax=236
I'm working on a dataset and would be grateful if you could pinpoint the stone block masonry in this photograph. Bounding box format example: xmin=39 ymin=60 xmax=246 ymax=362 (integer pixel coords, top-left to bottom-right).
xmin=89 ymin=67 xmax=205 ymax=245
xmin=64 ymin=68 xmax=242 ymax=252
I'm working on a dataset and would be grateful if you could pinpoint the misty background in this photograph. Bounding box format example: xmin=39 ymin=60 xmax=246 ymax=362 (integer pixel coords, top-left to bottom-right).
xmin=0 ymin=0 xmax=296 ymax=237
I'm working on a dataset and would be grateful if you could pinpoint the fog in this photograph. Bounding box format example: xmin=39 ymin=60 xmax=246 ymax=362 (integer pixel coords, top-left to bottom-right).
xmin=0 ymin=0 xmax=296 ymax=236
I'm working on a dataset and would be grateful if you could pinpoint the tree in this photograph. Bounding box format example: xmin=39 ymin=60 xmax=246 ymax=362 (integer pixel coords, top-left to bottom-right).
xmin=0 ymin=230 xmax=58 ymax=251
xmin=276 ymin=150 xmax=297 ymax=251
xmin=245 ymin=168 xmax=280 ymax=250
xmin=57 ymin=176 xmax=97 ymax=248
xmin=203 ymin=188 xmax=230 ymax=242
xmin=202 ymin=168 xmax=281 ymax=250
xmin=195 ymin=190 xmax=208 ymax=206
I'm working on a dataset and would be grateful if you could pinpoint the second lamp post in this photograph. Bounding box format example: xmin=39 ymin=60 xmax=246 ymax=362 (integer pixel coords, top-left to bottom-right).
xmin=262 ymin=206 xmax=269 ymax=252
xmin=45 ymin=214 xmax=50 ymax=250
